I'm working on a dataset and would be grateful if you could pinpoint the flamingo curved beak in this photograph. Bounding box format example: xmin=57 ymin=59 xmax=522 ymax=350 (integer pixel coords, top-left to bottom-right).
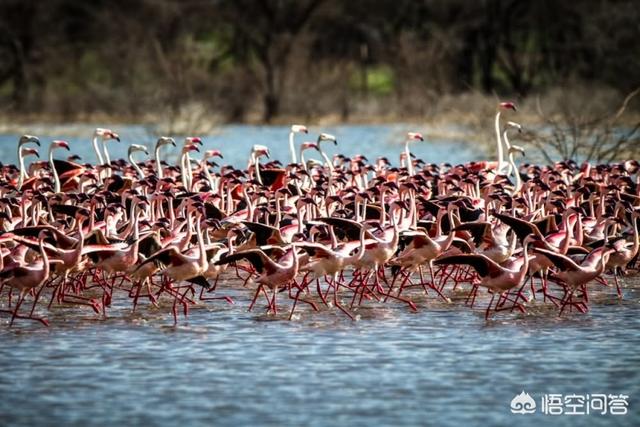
xmin=499 ymin=101 xmax=517 ymax=111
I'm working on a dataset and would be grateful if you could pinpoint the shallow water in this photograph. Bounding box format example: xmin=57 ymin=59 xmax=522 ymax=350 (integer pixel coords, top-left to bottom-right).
xmin=0 ymin=274 xmax=639 ymax=427
xmin=0 ymin=123 xmax=482 ymax=169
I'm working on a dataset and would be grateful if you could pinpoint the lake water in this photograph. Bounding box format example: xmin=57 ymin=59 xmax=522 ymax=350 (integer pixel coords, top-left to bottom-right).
xmin=0 ymin=123 xmax=482 ymax=168
xmin=0 ymin=125 xmax=638 ymax=426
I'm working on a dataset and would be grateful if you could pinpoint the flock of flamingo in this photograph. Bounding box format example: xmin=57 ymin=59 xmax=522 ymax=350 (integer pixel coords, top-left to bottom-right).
xmin=0 ymin=101 xmax=638 ymax=326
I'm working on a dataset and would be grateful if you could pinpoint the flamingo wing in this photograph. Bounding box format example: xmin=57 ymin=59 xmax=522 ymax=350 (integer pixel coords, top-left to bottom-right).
xmin=317 ymin=217 xmax=372 ymax=241
xmin=138 ymin=233 xmax=163 ymax=258
xmin=453 ymin=222 xmax=492 ymax=247
xmin=215 ymin=249 xmax=275 ymax=275
xmin=533 ymin=248 xmax=581 ymax=271
xmin=434 ymin=254 xmax=501 ymax=278
xmin=493 ymin=212 xmax=543 ymax=242
xmin=295 ymin=242 xmax=334 ymax=258
xmin=204 ymin=202 xmax=225 ymax=221
xmin=242 ymin=221 xmax=284 ymax=245
xmin=53 ymin=159 xmax=83 ymax=177
xmin=185 ymin=275 xmax=211 ymax=289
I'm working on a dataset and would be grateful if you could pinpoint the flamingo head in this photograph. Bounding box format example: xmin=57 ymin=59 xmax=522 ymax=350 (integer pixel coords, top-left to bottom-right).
xmin=505 ymin=121 xmax=523 ymax=132
xmin=21 ymin=147 xmax=39 ymax=158
xmin=128 ymin=144 xmax=149 ymax=156
xmin=291 ymin=124 xmax=308 ymax=134
xmin=300 ymin=141 xmax=319 ymax=151
xmin=19 ymin=134 xmax=40 ymax=146
xmin=183 ymin=143 xmax=200 ymax=154
xmin=108 ymin=131 xmax=120 ymax=142
xmin=51 ymin=140 xmax=71 ymax=151
xmin=185 ymin=136 xmax=203 ymax=146
xmin=499 ymin=101 xmax=517 ymax=112
xmin=252 ymin=144 xmax=270 ymax=159
xmin=317 ymin=133 xmax=337 ymax=145
xmin=95 ymin=128 xmax=120 ymax=141
xmin=508 ymin=145 xmax=525 ymax=157
xmin=157 ymin=136 xmax=176 ymax=147
xmin=407 ymin=132 xmax=424 ymax=141
xmin=205 ymin=149 xmax=224 ymax=159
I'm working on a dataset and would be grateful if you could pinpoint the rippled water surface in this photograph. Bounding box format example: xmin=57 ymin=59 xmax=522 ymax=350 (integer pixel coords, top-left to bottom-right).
xmin=0 ymin=125 xmax=638 ymax=426
xmin=1 ymin=274 xmax=639 ymax=427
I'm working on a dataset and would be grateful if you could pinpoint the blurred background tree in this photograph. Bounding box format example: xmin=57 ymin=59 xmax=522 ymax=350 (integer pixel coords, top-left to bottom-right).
xmin=0 ymin=0 xmax=638 ymax=128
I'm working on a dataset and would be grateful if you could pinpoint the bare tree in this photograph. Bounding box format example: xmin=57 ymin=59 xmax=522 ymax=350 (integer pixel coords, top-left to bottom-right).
xmin=532 ymin=87 xmax=640 ymax=163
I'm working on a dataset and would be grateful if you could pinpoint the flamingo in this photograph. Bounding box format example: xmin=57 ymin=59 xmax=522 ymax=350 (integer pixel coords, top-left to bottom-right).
xmin=403 ymin=132 xmax=424 ymax=176
xmin=534 ymin=246 xmax=615 ymax=313
xmin=48 ymin=140 xmax=71 ymax=193
xmin=215 ymin=245 xmax=300 ymax=315
xmin=316 ymin=133 xmax=337 ymax=171
xmin=249 ymin=144 xmax=270 ymax=186
xmin=0 ymin=230 xmax=61 ymax=326
xmin=17 ymin=146 xmax=40 ymax=190
xmin=180 ymin=137 xmax=203 ymax=189
xmin=154 ymin=137 xmax=176 ymax=179
xmin=434 ymin=235 xmax=536 ymax=319
xmin=289 ymin=124 xmax=308 ymax=164
xmin=495 ymin=102 xmax=517 ymax=173
xmin=17 ymin=135 xmax=40 ymax=190
xmin=128 ymin=144 xmax=149 ymax=179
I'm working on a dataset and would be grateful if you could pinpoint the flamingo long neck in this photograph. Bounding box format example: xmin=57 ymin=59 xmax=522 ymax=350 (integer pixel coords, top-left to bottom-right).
xmin=503 ymin=130 xmax=513 ymax=175
xmin=128 ymin=207 xmax=141 ymax=261
xmin=92 ymin=134 xmax=105 ymax=165
xmin=196 ymin=216 xmax=207 ymax=270
xmin=49 ymin=147 xmax=61 ymax=193
xmin=253 ymin=153 xmax=263 ymax=186
xmin=72 ymin=218 xmax=85 ymax=263
xmin=404 ymin=140 xmax=414 ymax=176
xmin=297 ymin=204 xmax=304 ymax=234
xmin=155 ymin=144 xmax=164 ymax=178
xmin=408 ymin=190 xmax=417 ymax=229
xmin=300 ymin=148 xmax=308 ymax=172
xmin=129 ymin=152 xmax=145 ymax=179
xmin=495 ymin=111 xmax=505 ymax=173
xmin=441 ymin=208 xmax=457 ymax=251
xmin=102 ymin=141 xmax=111 ymax=166
xmin=594 ymin=249 xmax=610 ymax=276
xmin=380 ymin=188 xmax=387 ymax=227
xmin=510 ymin=153 xmax=522 ymax=195
xmin=17 ymin=147 xmax=27 ymax=190
xmin=202 ymin=158 xmax=215 ymax=190
xmin=186 ymin=159 xmax=194 ymax=190
xmin=275 ymin=194 xmax=282 ymax=225
xmin=120 ymin=200 xmax=137 ymax=238
xmin=289 ymin=132 xmax=297 ymax=164
xmin=516 ymin=242 xmax=530 ymax=285
xmin=39 ymin=237 xmax=51 ymax=281
xmin=184 ymin=151 xmax=193 ymax=185
xmin=319 ymin=145 xmax=334 ymax=172
xmin=180 ymin=152 xmax=189 ymax=189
